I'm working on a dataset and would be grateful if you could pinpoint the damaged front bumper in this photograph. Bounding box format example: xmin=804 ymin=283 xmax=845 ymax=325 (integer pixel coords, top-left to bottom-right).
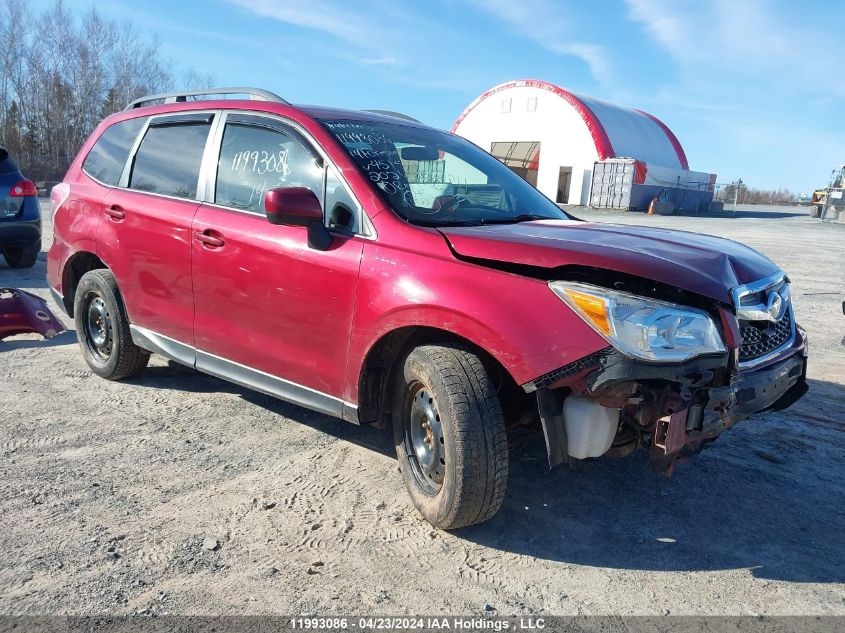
xmin=648 ymin=352 xmax=807 ymax=473
xmin=534 ymin=331 xmax=809 ymax=473
xmin=0 ymin=287 xmax=67 ymax=340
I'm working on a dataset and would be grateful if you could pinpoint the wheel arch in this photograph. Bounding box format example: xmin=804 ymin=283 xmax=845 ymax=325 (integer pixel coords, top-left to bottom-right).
xmin=61 ymin=251 xmax=109 ymax=317
xmin=355 ymin=325 xmax=526 ymax=428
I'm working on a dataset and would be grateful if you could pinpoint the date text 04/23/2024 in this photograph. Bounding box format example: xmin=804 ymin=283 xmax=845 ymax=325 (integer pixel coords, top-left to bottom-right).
xmin=290 ymin=617 xmax=547 ymax=631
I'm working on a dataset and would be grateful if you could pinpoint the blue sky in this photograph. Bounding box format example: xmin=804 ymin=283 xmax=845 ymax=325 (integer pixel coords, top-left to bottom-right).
xmin=42 ymin=0 xmax=845 ymax=193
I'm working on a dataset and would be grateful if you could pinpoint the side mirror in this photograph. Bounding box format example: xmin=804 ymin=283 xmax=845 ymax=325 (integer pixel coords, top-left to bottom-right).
xmin=265 ymin=187 xmax=322 ymax=226
xmin=264 ymin=187 xmax=331 ymax=250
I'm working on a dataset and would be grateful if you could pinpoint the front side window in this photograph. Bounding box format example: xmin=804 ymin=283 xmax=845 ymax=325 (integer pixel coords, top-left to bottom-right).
xmin=83 ymin=116 xmax=147 ymax=185
xmin=215 ymin=122 xmax=323 ymax=213
xmin=319 ymin=119 xmax=569 ymax=226
xmin=129 ymin=122 xmax=211 ymax=199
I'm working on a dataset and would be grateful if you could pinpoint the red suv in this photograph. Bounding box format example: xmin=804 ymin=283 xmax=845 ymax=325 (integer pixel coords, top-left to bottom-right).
xmin=47 ymin=88 xmax=808 ymax=528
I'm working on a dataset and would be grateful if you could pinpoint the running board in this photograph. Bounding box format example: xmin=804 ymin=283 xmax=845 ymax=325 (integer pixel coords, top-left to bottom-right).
xmin=129 ymin=324 xmax=358 ymax=423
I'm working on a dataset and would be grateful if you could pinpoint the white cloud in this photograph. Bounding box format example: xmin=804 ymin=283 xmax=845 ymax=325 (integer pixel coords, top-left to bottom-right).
xmin=361 ymin=56 xmax=400 ymax=67
xmin=625 ymin=0 xmax=845 ymax=97
xmin=225 ymin=0 xmax=483 ymax=93
xmin=466 ymin=0 xmax=614 ymax=84
xmin=226 ymin=0 xmax=376 ymax=47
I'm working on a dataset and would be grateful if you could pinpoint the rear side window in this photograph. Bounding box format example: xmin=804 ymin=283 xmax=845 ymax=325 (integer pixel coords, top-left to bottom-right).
xmin=130 ymin=122 xmax=211 ymax=199
xmin=82 ymin=117 xmax=147 ymax=185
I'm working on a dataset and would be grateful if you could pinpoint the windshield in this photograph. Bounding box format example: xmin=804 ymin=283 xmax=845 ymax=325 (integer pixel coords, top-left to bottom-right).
xmin=319 ymin=119 xmax=570 ymax=226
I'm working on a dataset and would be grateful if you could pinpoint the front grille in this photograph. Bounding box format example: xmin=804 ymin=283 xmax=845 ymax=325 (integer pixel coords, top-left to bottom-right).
xmin=738 ymin=309 xmax=793 ymax=363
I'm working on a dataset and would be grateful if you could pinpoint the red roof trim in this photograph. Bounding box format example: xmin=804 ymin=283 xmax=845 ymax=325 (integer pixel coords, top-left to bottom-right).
xmin=451 ymin=79 xmax=615 ymax=160
xmin=634 ymin=109 xmax=689 ymax=170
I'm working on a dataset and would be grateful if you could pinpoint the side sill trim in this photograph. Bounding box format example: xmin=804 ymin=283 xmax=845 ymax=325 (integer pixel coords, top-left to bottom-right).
xmin=130 ymin=324 xmax=196 ymax=367
xmin=196 ymin=350 xmax=345 ymax=419
xmin=128 ymin=324 xmax=359 ymax=422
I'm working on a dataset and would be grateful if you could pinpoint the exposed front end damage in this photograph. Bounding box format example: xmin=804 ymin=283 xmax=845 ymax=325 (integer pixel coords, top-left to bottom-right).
xmin=0 ymin=288 xmax=67 ymax=340
xmin=530 ymin=300 xmax=809 ymax=475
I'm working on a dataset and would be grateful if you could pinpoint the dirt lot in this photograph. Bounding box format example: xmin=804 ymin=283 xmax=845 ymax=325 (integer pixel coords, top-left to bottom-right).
xmin=1 ymin=202 xmax=843 ymax=616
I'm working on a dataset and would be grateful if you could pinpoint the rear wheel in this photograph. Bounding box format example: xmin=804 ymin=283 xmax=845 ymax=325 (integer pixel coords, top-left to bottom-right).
xmin=3 ymin=247 xmax=38 ymax=268
xmin=74 ymin=269 xmax=149 ymax=380
xmin=393 ymin=344 xmax=508 ymax=529
xmin=810 ymin=204 xmax=821 ymax=218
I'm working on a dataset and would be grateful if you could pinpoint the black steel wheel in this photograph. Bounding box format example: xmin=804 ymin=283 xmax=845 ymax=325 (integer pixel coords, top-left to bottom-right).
xmin=393 ymin=344 xmax=508 ymax=529
xmin=82 ymin=294 xmax=113 ymax=362
xmin=401 ymin=381 xmax=447 ymax=496
xmin=74 ymin=269 xmax=149 ymax=380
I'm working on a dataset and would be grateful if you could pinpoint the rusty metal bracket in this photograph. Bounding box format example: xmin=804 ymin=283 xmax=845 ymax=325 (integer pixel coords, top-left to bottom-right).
xmin=0 ymin=288 xmax=66 ymax=340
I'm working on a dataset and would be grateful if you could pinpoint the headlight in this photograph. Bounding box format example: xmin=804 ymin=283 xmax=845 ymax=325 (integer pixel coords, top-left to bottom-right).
xmin=549 ymin=281 xmax=726 ymax=362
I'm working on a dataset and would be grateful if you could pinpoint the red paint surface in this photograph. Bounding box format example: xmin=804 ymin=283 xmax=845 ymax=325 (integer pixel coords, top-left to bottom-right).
xmin=438 ymin=221 xmax=780 ymax=304
xmin=191 ymin=204 xmax=364 ymax=396
xmin=96 ymin=188 xmax=198 ymax=345
xmin=633 ymin=160 xmax=648 ymax=185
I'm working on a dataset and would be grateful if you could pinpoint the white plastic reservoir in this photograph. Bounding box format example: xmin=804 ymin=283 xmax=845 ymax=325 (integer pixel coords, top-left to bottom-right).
xmin=563 ymin=395 xmax=619 ymax=459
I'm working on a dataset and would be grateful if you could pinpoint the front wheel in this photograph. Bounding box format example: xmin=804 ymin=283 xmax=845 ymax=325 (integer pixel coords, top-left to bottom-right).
xmin=392 ymin=344 xmax=509 ymax=529
xmin=74 ymin=269 xmax=149 ymax=380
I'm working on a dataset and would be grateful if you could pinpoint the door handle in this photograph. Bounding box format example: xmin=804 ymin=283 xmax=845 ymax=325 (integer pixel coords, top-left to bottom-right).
xmin=105 ymin=204 xmax=125 ymax=220
xmin=194 ymin=230 xmax=225 ymax=248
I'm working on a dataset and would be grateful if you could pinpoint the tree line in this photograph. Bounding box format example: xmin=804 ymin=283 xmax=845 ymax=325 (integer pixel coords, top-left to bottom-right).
xmin=0 ymin=0 xmax=213 ymax=182
xmin=716 ymin=182 xmax=799 ymax=205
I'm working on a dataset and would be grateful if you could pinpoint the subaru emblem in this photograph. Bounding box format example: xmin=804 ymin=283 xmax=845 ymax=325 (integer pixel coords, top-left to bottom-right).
xmin=766 ymin=291 xmax=785 ymax=321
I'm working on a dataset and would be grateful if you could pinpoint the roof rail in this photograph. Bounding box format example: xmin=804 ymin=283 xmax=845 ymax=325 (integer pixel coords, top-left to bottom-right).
xmin=363 ymin=109 xmax=421 ymax=123
xmin=126 ymin=87 xmax=289 ymax=110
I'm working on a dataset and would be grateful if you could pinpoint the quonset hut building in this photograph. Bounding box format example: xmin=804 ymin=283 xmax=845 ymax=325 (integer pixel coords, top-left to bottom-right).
xmin=452 ymin=80 xmax=715 ymax=211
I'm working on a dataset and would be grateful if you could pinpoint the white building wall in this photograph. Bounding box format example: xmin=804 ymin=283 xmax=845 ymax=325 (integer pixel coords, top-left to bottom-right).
xmin=453 ymin=86 xmax=599 ymax=205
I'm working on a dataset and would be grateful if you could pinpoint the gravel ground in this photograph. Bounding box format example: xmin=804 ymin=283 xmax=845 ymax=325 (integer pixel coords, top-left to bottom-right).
xmin=0 ymin=202 xmax=843 ymax=616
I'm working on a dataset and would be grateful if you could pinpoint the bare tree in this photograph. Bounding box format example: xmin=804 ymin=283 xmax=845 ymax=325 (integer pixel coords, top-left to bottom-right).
xmin=0 ymin=0 xmax=214 ymax=181
xmin=182 ymin=69 xmax=217 ymax=92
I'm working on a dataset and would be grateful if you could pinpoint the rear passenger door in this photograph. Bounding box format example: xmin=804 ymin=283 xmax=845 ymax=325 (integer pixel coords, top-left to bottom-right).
xmin=96 ymin=112 xmax=215 ymax=356
xmin=191 ymin=113 xmax=365 ymax=415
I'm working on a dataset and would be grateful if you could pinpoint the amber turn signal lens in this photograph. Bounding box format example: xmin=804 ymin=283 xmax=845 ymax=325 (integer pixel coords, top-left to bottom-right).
xmin=562 ymin=288 xmax=612 ymax=336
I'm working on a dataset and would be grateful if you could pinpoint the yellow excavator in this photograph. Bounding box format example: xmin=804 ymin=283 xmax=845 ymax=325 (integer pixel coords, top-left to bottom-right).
xmin=811 ymin=164 xmax=845 ymax=221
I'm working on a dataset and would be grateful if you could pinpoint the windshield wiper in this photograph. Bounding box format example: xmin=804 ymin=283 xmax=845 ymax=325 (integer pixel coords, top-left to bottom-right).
xmin=410 ymin=214 xmax=556 ymax=228
xmin=477 ymin=214 xmax=553 ymax=225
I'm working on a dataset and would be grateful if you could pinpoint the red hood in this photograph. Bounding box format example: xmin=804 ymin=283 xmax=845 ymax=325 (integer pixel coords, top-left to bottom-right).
xmin=439 ymin=220 xmax=781 ymax=304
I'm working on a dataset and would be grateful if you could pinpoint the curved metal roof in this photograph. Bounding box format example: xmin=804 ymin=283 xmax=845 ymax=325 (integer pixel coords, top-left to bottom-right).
xmin=452 ymin=79 xmax=689 ymax=170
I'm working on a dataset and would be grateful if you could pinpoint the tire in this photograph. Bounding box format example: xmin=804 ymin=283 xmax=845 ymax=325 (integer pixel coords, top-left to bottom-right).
xmin=73 ymin=269 xmax=149 ymax=380
xmin=392 ymin=344 xmax=508 ymax=529
xmin=810 ymin=205 xmax=821 ymax=218
xmin=3 ymin=247 xmax=38 ymax=268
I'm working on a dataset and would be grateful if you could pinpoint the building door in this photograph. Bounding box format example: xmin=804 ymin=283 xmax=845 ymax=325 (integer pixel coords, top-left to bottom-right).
xmin=557 ymin=167 xmax=572 ymax=203
xmin=490 ymin=141 xmax=540 ymax=188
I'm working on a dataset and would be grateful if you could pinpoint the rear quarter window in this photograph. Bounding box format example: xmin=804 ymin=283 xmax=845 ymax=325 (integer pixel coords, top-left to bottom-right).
xmin=129 ymin=122 xmax=211 ymax=199
xmin=82 ymin=117 xmax=147 ymax=185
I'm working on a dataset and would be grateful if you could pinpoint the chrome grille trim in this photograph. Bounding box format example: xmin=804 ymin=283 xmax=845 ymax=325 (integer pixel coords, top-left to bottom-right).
xmin=732 ymin=271 xmax=796 ymax=370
